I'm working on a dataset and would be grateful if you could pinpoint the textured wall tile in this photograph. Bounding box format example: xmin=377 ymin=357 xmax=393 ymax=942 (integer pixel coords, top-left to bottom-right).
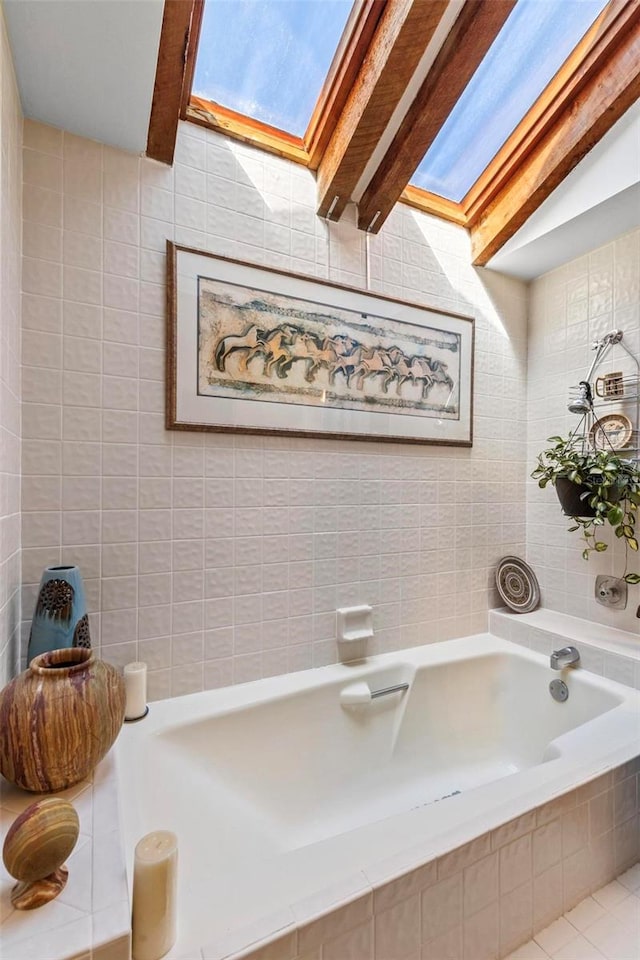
xmin=104 ymin=240 xmax=139 ymax=279
xmin=104 ymin=274 xmax=138 ymax=311
xmin=24 ymin=148 xmax=62 ymax=191
xmin=102 ymin=410 xmax=137 ymax=445
xmin=16 ymin=119 xmax=535 ymax=688
xmin=23 ymin=221 xmax=62 ymax=262
xmin=22 ymin=367 xmax=62 ymax=404
xmin=63 ymin=195 xmax=102 ymax=237
xmin=63 ymin=265 xmax=102 ymax=305
xmin=23 ymin=183 xmax=62 ymax=229
xmin=101 ymin=575 xmax=137 ymax=611
xmin=23 ymin=293 xmax=62 ymax=333
xmin=62 ymin=510 xmax=100 ymax=545
xmin=63 ymin=231 xmax=102 ymax=271
xmin=500 ymin=835 xmax=532 ymax=896
xmin=103 ymin=308 xmax=138 ymax=344
xmin=105 ymin=207 xmax=139 ymax=246
xmin=62 ymin=407 xmax=100 ymax=442
xmin=64 ymin=335 xmax=101 ymax=373
xmin=421 ymin=874 xmax=462 ymax=942
xmin=102 ymin=542 xmax=137 ymax=577
xmin=23 ymin=256 xmax=62 ymax=297
xmin=140 ymin=540 xmax=172 ymax=574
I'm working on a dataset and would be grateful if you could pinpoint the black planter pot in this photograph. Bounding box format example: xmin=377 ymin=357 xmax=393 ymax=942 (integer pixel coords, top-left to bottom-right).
xmin=555 ymin=476 xmax=597 ymax=518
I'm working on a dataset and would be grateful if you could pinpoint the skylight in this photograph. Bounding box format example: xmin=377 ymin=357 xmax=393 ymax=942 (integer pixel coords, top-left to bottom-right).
xmin=192 ymin=0 xmax=354 ymax=137
xmin=411 ymin=0 xmax=610 ymax=203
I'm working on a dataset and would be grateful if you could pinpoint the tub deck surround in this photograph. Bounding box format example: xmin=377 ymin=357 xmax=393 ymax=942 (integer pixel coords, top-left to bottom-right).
xmin=490 ymin=608 xmax=640 ymax=687
xmin=0 ymin=753 xmax=130 ymax=960
xmin=0 ymin=633 xmax=638 ymax=960
xmin=117 ymin=634 xmax=640 ymax=959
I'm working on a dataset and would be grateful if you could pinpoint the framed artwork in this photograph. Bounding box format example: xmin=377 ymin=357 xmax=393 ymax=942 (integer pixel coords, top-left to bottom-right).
xmin=166 ymin=242 xmax=474 ymax=446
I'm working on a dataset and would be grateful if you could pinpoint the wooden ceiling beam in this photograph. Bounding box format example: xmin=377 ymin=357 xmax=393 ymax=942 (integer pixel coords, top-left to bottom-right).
xmin=356 ymin=0 xmax=516 ymax=234
xmin=180 ymin=0 xmax=204 ymax=120
xmin=147 ymin=0 xmax=199 ymax=165
xmin=305 ymin=0 xmax=387 ymax=171
xmin=316 ymin=0 xmax=452 ymax=221
xmin=469 ymin=0 xmax=640 ymax=265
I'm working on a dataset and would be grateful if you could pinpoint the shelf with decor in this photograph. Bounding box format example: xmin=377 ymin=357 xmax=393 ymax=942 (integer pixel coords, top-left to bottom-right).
xmin=532 ymin=329 xmax=640 ymax=587
xmin=567 ymin=330 xmax=640 ymax=464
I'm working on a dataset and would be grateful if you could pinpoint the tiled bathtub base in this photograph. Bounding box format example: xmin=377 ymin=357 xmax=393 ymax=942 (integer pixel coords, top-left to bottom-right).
xmin=1 ymin=756 xmax=638 ymax=959
xmin=199 ymin=758 xmax=640 ymax=960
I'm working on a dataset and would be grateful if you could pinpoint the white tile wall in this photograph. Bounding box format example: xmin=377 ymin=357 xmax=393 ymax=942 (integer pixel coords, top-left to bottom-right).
xmin=527 ymin=230 xmax=640 ymax=634
xmin=0 ymin=4 xmax=22 ymax=686
xmin=20 ymin=118 xmax=529 ymax=698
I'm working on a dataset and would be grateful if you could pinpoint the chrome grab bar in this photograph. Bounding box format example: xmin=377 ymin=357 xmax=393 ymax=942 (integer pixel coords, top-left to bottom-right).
xmin=370 ymin=682 xmax=409 ymax=699
xmin=340 ymin=679 xmax=410 ymax=707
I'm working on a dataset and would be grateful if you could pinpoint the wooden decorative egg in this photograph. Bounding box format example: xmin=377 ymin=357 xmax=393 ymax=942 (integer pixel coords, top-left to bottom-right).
xmin=2 ymin=798 xmax=79 ymax=909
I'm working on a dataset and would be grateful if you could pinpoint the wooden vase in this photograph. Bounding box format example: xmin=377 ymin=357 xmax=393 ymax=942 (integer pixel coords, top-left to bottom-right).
xmin=0 ymin=648 xmax=125 ymax=793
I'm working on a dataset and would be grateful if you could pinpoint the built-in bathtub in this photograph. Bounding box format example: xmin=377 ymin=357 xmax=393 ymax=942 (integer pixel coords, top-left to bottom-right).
xmin=117 ymin=634 xmax=640 ymax=960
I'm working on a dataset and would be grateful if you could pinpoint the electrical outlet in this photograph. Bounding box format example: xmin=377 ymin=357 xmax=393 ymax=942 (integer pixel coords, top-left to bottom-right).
xmin=595 ymin=575 xmax=627 ymax=610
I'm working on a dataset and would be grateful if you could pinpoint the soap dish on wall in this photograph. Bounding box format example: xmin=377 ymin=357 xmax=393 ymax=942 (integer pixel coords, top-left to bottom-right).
xmin=337 ymin=605 xmax=373 ymax=644
xmin=496 ymin=557 xmax=540 ymax=614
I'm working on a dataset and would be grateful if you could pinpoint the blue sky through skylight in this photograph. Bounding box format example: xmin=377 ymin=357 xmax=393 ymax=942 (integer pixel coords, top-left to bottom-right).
xmin=193 ymin=0 xmax=354 ymax=137
xmin=412 ymin=0 xmax=610 ymax=202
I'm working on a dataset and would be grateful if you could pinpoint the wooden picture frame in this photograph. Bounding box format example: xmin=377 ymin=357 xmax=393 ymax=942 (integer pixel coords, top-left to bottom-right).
xmin=166 ymin=242 xmax=474 ymax=446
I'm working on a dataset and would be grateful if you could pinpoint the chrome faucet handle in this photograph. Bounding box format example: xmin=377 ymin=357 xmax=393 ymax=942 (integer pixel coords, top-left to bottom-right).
xmin=550 ymin=646 xmax=580 ymax=670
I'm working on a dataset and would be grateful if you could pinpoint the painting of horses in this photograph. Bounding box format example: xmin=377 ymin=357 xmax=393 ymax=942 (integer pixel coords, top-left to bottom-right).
xmin=167 ymin=244 xmax=474 ymax=445
xmin=198 ymin=277 xmax=460 ymax=418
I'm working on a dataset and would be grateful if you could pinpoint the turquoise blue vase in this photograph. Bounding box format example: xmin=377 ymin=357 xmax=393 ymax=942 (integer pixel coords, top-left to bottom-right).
xmin=27 ymin=565 xmax=91 ymax=664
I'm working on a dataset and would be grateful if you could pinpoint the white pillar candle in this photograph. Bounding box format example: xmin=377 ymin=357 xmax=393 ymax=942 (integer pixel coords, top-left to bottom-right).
xmin=132 ymin=830 xmax=178 ymax=960
xmin=124 ymin=661 xmax=147 ymax=720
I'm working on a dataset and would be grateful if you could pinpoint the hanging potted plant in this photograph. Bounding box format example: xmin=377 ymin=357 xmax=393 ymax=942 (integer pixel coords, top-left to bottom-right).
xmin=532 ymin=435 xmax=640 ymax=584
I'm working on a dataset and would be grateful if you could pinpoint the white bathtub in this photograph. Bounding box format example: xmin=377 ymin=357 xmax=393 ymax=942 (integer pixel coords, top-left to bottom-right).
xmin=117 ymin=634 xmax=640 ymax=958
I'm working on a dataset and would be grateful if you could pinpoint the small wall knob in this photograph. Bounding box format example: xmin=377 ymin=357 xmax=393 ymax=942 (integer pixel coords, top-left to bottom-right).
xmin=595 ymin=575 xmax=627 ymax=610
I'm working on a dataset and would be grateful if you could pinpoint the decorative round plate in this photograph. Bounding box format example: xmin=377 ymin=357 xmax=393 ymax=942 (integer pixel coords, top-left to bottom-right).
xmin=496 ymin=557 xmax=540 ymax=614
xmin=588 ymin=413 xmax=633 ymax=451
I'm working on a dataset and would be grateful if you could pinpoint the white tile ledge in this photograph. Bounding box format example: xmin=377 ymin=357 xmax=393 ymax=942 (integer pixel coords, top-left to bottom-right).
xmin=0 ymin=751 xmax=130 ymax=960
xmin=490 ymin=608 xmax=640 ymax=688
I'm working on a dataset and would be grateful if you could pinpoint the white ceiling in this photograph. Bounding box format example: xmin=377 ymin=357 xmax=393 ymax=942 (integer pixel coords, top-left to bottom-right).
xmin=487 ymin=100 xmax=640 ymax=281
xmin=4 ymin=0 xmax=164 ymax=154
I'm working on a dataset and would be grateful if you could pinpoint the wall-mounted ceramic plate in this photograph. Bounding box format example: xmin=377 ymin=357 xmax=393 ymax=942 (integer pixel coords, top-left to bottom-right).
xmin=496 ymin=556 xmax=540 ymax=614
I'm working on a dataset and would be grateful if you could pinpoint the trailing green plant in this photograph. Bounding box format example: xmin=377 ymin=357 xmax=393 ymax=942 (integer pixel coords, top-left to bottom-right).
xmin=532 ymin=435 xmax=640 ymax=584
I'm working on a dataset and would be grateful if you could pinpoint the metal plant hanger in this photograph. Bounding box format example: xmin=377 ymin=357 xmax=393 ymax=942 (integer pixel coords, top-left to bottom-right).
xmin=533 ymin=329 xmax=640 ymax=586
xmin=567 ymin=329 xmax=640 ymax=462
